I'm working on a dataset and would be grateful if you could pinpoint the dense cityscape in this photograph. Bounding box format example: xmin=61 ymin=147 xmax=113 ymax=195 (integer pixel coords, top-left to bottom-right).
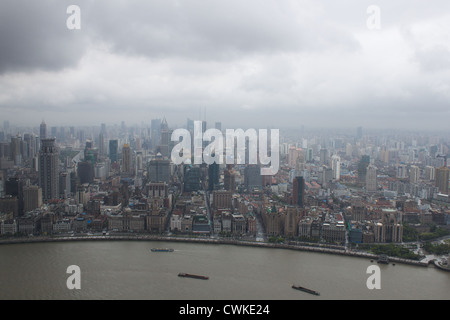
xmin=0 ymin=119 xmax=449 ymax=268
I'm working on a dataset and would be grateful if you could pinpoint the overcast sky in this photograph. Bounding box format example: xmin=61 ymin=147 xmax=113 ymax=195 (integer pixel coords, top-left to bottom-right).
xmin=1 ymin=0 xmax=449 ymax=131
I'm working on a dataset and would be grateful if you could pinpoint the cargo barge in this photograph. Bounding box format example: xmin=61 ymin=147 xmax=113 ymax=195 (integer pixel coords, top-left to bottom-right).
xmin=292 ymin=285 xmax=320 ymax=296
xmin=178 ymin=273 xmax=209 ymax=280
xmin=151 ymin=248 xmax=174 ymax=252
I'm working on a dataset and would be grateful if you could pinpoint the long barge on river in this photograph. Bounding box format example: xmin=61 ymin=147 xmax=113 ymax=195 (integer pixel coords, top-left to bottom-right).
xmin=178 ymin=273 xmax=209 ymax=280
xmin=292 ymin=284 xmax=320 ymax=296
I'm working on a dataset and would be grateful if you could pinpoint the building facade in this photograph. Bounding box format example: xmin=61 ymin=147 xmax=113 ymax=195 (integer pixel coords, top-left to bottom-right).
xmin=39 ymin=138 xmax=59 ymax=201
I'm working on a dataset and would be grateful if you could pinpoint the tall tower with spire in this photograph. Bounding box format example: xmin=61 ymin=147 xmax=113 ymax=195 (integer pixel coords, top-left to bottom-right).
xmin=159 ymin=117 xmax=173 ymax=158
xmin=40 ymin=120 xmax=47 ymax=140
xmin=39 ymin=138 xmax=59 ymax=201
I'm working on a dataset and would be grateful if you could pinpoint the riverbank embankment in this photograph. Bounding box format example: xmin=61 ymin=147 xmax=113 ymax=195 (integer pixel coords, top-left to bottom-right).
xmin=0 ymin=234 xmax=431 ymax=268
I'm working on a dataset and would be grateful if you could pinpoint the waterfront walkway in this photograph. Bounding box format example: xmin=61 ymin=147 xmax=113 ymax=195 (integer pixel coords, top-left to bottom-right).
xmin=0 ymin=234 xmax=430 ymax=268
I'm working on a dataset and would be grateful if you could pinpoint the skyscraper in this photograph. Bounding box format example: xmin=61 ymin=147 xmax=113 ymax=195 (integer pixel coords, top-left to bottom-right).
xmin=396 ymin=164 xmax=407 ymax=179
xmin=320 ymin=148 xmax=329 ymax=166
xmin=331 ymin=154 xmax=341 ymax=181
xmin=109 ymin=140 xmax=118 ymax=163
xmin=224 ymin=165 xmax=236 ymax=192
xmin=39 ymin=138 xmax=59 ymax=201
xmin=151 ymin=118 xmax=161 ymax=150
xmin=40 ymin=121 xmax=47 ymax=140
xmin=183 ymin=165 xmax=201 ymax=192
xmin=358 ymin=155 xmax=370 ymax=184
xmin=149 ymin=154 xmax=170 ymax=183
xmin=409 ymin=165 xmax=420 ymax=184
xmin=356 ymin=126 xmax=363 ymax=140
xmin=292 ymin=176 xmax=305 ymax=207
xmin=425 ymin=166 xmax=435 ymax=181
xmin=159 ymin=120 xmax=173 ymax=158
xmin=77 ymin=161 xmax=94 ymax=184
xmin=366 ymin=164 xmax=377 ymax=193
xmin=121 ymin=144 xmax=132 ymax=174
xmin=306 ymin=148 xmax=314 ymax=162
xmin=98 ymin=123 xmax=106 ymax=157
xmin=244 ymin=165 xmax=262 ymax=189
xmin=435 ymin=167 xmax=449 ymax=194
xmin=23 ymin=185 xmax=42 ymax=213
xmin=288 ymin=146 xmax=303 ymax=168
xmin=208 ymin=162 xmax=220 ymax=191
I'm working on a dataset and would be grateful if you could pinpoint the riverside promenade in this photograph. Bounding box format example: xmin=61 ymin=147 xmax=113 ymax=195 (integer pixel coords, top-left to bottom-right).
xmin=0 ymin=234 xmax=430 ymax=268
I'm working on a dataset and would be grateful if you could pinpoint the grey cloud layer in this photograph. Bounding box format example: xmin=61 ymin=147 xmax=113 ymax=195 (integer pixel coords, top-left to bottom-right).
xmin=0 ymin=0 xmax=449 ymax=129
xmin=0 ymin=0 xmax=89 ymax=73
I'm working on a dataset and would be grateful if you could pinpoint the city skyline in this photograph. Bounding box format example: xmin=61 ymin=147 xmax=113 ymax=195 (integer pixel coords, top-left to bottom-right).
xmin=0 ymin=1 xmax=450 ymax=130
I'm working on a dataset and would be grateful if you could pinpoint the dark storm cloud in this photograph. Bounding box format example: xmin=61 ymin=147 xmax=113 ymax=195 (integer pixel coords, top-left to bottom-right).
xmin=0 ymin=0 xmax=89 ymax=74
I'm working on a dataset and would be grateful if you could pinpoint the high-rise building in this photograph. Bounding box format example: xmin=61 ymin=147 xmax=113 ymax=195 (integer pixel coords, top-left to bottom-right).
xmin=224 ymin=165 xmax=235 ymax=192
xmin=292 ymin=176 xmax=305 ymax=207
xmin=121 ymin=144 xmax=132 ymax=174
xmin=424 ymin=166 xmax=435 ymax=181
xmin=98 ymin=126 xmax=106 ymax=157
xmin=183 ymin=165 xmax=201 ymax=192
xmin=10 ymin=135 xmax=22 ymax=165
xmin=40 ymin=121 xmax=47 ymax=140
xmin=23 ymin=185 xmax=42 ymax=213
xmin=149 ymin=154 xmax=171 ymax=183
xmin=288 ymin=146 xmax=303 ymax=168
xmin=435 ymin=167 xmax=449 ymax=194
xmin=23 ymin=133 xmax=37 ymax=159
xmin=109 ymin=140 xmax=118 ymax=163
xmin=331 ymin=155 xmax=341 ymax=181
xmin=77 ymin=161 xmax=94 ymax=184
xmin=409 ymin=165 xmax=420 ymax=184
xmin=159 ymin=129 xmax=173 ymax=158
xmin=356 ymin=126 xmax=363 ymax=140
xmin=39 ymin=138 xmax=59 ymax=201
xmin=366 ymin=164 xmax=377 ymax=193
xmin=396 ymin=164 xmax=407 ymax=179
xmin=345 ymin=143 xmax=353 ymax=158
xmin=358 ymin=155 xmax=370 ymax=183
xmin=320 ymin=148 xmax=329 ymax=166
xmin=208 ymin=162 xmax=219 ymax=191
xmin=244 ymin=165 xmax=262 ymax=189
xmin=306 ymin=148 xmax=314 ymax=162
xmin=151 ymin=118 xmax=161 ymax=150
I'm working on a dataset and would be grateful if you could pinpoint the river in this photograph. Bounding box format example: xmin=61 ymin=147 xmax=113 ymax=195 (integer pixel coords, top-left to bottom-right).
xmin=0 ymin=240 xmax=448 ymax=300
